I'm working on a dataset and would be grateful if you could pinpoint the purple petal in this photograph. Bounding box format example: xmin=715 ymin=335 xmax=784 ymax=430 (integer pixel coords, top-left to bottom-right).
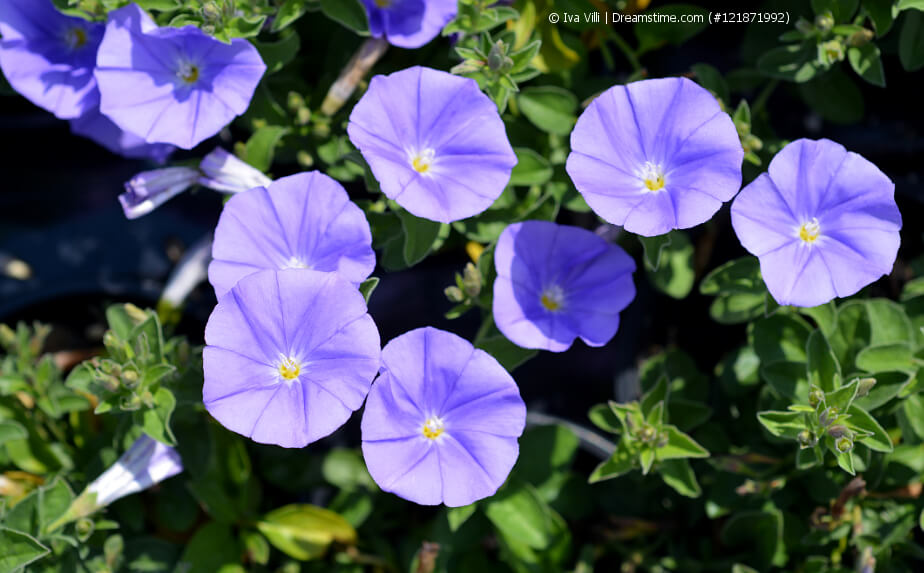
xmin=361 ymin=327 xmax=525 ymax=506
xmin=348 ymin=66 xmax=517 ymax=223
xmin=0 ymin=0 xmax=103 ymax=119
xmin=567 ymin=77 xmax=743 ymax=236
xmin=204 ymin=269 xmax=380 ymax=447
xmin=731 ymin=138 xmax=901 ymax=307
xmin=208 ymin=171 xmax=376 ymax=298
xmin=95 ymin=4 xmax=266 ymax=149
xmin=361 ymin=0 xmax=457 ymax=49
xmin=70 ymin=107 xmax=174 ymax=163
xmin=493 ymin=221 xmax=636 ymax=352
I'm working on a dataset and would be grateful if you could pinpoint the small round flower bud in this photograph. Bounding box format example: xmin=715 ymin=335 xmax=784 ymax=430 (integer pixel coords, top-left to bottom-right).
xmin=119 ymin=394 xmax=143 ymax=412
xmin=638 ymin=425 xmax=657 ymax=443
xmin=809 ymin=387 xmax=825 ymax=408
xmin=75 ymin=517 xmax=95 ymax=542
xmin=815 ymin=13 xmax=834 ymax=32
xmin=444 ymin=286 xmax=465 ymax=303
xmin=461 ymin=263 xmax=482 ymax=297
xmin=121 ymin=369 xmax=140 ymax=388
xmin=798 ymin=430 xmax=817 ymax=448
xmin=819 ymin=406 xmax=838 ymax=426
xmin=835 ymin=435 xmax=854 ymax=453
xmin=856 ymin=377 xmax=877 ymax=397
xmin=827 ymin=424 xmax=848 ymax=439
xmin=848 ymin=28 xmax=874 ymax=47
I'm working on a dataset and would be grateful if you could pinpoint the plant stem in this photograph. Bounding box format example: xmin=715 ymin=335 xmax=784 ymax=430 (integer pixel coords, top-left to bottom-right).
xmin=606 ymin=29 xmax=642 ymax=73
xmin=321 ymin=38 xmax=389 ymax=116
xmin=752 ymin=79 xmax=779 ymax=115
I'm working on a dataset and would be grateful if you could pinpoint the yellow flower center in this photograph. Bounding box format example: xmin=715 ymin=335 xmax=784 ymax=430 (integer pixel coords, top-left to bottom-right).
xmin=65 ymin=27 xmax=88 ymax=50
xmin=278 ymin=357 xmax=301 ymax=381
xmin=374 ymin=0 xmax=392 ymax=6
xmin=422 ymin=416 xmax=444 ymax=440
xmin=640 ymin=161 xmax=665 ymax=192
xmin=799 ymin=218 xmax=821 ymax=244
xmin=540 ymin=285 xmax=564 ymax=312
xmin=411 ymin=149 xmax=435 ymax=174
xmin=177 ymin=62 xmax=200 ymax=85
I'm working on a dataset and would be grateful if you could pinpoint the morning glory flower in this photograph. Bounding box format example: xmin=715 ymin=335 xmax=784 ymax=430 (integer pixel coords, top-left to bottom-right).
xmin=348 ymin=66 xmax=517 ymax=223
xmin=204 ymin=269 xmax=381 ymax=448
xmin=119 ymin=167 xmax=200 ymax=219
xmin=51 ymin=435 xmax=183 ymax=530
xmin=72 ymin=108 xmax=175 ymax=164
xmin=361 ymin=327 xmax=526 ymax=507
xmin=361 ymin=0 xmax=458 ymax=49
xmin=566 ymin=77 xmax=743 ymax=237
xmin=94 ymin=4 xmax=266 ymax=149
xmin=0 ymin=0 xmax=103 ymax=119
xmin=730 ymin=138 xmax=902 ymax=307
xmin=199 ymin=147 xmax=272 ymax=194
xmin=208 ymin=172 xmax=376 ymax=298
xmin=493 ymin=221 xmax=636 ymax=352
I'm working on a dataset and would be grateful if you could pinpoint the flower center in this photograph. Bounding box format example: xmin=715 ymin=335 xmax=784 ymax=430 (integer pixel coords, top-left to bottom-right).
xmin=422 ymin=416 xmax=444 ymax=440
xmin=798 ymin=218 xmax=821 ymax=244
xmin=640 ymin=161 xmax=665 ymax=192
xmin=282 ymin=256 xmax=310 ymax=270
xmin=540 ymin=285 xmax=565 ymax=312
xmin=65 ymin=27 xmax=88 ymax=50
xmin=176 ymin=61 xmax=200 ymax=85
xmin=278 ymin=357 xmax=301 ymax=381
xmin=411 ymin=149 xmax=435 ymax=174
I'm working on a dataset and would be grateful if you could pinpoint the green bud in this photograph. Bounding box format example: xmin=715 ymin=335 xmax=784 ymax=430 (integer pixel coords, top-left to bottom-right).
xmin=75 ymin=517 xmax=95 ymax=542
xmin=795 ymin=18 xmax=814 ymax=35
xmin=638 ymin=425 xmax=657 ymax=443
xmin=121 ymin=369 xmax=140 ymax=389
xmin=847 ymin=28 xmax=874 ymax=47
xmin=819 ymin=39 xmax=846 ymax=65
xmin=835 ymin=435 xmax=854 ymax=453
xmin=461 ymin=262 xmax=482 ymax=297
xmin=0 ymin=324 xmax=15 ymax=348
xmin=798 ymin=430 xmax=817 ymax=449
xmin=487 ymin=41 xmax=513 ymax=73
xmin=808 ymin=386 xmax=825 ymax=408
xmin=815 ymin=13 xmax=834 ymax=33
xmin=119 ymin=394 xmax=143 ymax=412
xmin=819 ymin=406 xmax=838 ymax=426
xmin=296 ymin=150 xmax=314 ymax=168
xmin=201 ymin=1 xmax=221 ymax=22
xmin=444 ymin=286 xmax=465 ymax=303
xmin=856 ymin=377 xmax=877 ymax=397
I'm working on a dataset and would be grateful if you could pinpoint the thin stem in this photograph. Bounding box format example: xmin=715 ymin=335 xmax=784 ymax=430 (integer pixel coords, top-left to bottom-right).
xmin=751 ymin=79 xmax=779 ymax=115
xmin=321 ymin=38 xmax=389 ymax=116
xmin=605 ymin=29 xmax=642 ymax=73
xmin=525 ymin=411 xmax=618 ymax=460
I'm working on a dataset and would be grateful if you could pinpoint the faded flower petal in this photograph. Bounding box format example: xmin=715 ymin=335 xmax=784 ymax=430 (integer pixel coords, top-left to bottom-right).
xmin=119 ymin=167 xmax=200 ymax=219
xmin=199 ymin=147 xmax=271 ymax=194
xmin=87 ymin=435 xmax=183 ymax=508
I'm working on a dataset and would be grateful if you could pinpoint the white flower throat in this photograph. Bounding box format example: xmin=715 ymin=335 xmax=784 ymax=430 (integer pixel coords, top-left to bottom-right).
xmin=639 ymin=161 xmax=666 ymax=192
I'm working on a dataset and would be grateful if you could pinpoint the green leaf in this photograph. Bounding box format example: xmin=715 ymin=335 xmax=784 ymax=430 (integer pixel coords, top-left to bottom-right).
xmin=38 ymin=479 xmax=74 ymax=534
xmin=177 ymin=522 xmax=239 ymax=573
xmin=825 ymin=378 xmax=860 ymax=412
xmin=863 ymin=0 xmax=895 ymax=35
xmin=254 ymin=33 xmax=301 ymax=75
xmin=854 ymin=371 xmax=913 ymax=410
xmin=321 ymin=449 xmax=376 ymax=491
xmin=484 ymin=481 xmax=552 ymax=549
xmin=799 ymin=68 xmax=864 ymax=124
xmin=359 ymin=277 xmax=379 ymax=303
xmin=758 ymin=43 xmax=820 ymax=83
xmin=638 ymin=233 xmax=673 ymax=270
xmin=517 ymin=86 xmax=577 ymax=135
xmin=588 ymin=440 xmax=635 ymax=482
xmin=752 ymin=314 xmax=812 ymax=363
xmin=812 ymin=0 xmax=860 ymax=22
xmin=644 ymin=230 xmax=694 ymax=299
xmin=588 ymin=404 xmax=621 ymax=434
xmin=655 ymin=425 xmax=709 ymax=460
xmin=846 ymin=405 xmax=892 ymax=452
xmin=256 ymin=505 xmax=357 ymax=561
xmin=0 ymin=527 xmax=50 ymax=573
xmin=806 ymin=330 xmax=841 ymax=392
xmin=273 ymin=0 xmax=311 ymax=32
xmin=900 ymin=10 xmax=924 ymax=71
xmin=710 ymin=292 xmax=771 ymax=324
xmin=691 ymin=63 xmax=729 ymax=103
xmin=515 ymin=425 xmax=579 ymax=501
xmin=244 ymin=126 xmax=289 ymax=172
xmin=720 ymin=510 xmax=785 ymax=571
xmin=509 ymin=148 xmax=552 ymax=186
xmin=898 ymin=0 xmax=924 ymax=11
xmin=447 ymin=504 xmax=478 ymax=533
xmin=640 ymin=376 xmax=669 ymax=419
xmin=476 ymin=334 xmax=537 ymax=371
xmin=0 ymin=420 xmax=28 ymax=445
xmin=395 ymin=208 xmax=445 ymax=267
xmin=635 ymin=4 xmax=709 ymax=54
xmin=658 ymin=459 xmax=701 ymax=498
xmin=319 ymin=0 xmax=369 ymax=34
xmin=855 ymin=343 xmax=914 ymax=373
xmin=867 ymin=299 xmax=914 ymax=344
xmin=140 ymin=387 xmax=177 ymax=446
xmin=920 ymin=508 xmax=924 ymax=532
xmin=757 ymin=411 xmax=806 ymax=439
xmin=218 ymin=15 xmax=267 ymax=41
xmin=848 ymin=43 xmax=885 ymax=86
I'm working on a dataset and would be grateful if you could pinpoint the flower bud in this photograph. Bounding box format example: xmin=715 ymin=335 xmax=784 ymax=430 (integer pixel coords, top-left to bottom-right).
xmin=461 ymin=262 xmax=482 ymax=297
xmin=827 ymin=424 xmax=848 ymax=439
xmin=819 ymin=39 xmax=845 ymax=65
xmin=848 ymin=28 xmax=874 ymax=47
xmin=819 ymin=406 xmax=838 ymax=426
xmin=808 ymin=386 xmax=825 ymax=408
xmin=815 ymin=13 xmax=834 ymax=32
xmin=638 ymin=425 xmax=657 ymax=443
xmin=198 ymin=148 xmax=272 ymax=194
xmin=798 ymin=430 xmax=817 ymax=449
xmin=119 ymin=167 xmax=200 ymax=220
xmin=856 ymin=377 xmax=877 ymax=397
xmin=487 ymin=41 xmax=513 ymax=73
xmin=835 ymin=435 xmax=854 ymax=453
xmin=444 ymin=286 xmax=465 ymax=303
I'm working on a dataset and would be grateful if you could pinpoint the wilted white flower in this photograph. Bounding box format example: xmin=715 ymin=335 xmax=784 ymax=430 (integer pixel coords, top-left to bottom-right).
xmin=119 ymin=167 xmax=200 ymax=219
xmin=198 ymin=147 xmax=271 ymax=194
